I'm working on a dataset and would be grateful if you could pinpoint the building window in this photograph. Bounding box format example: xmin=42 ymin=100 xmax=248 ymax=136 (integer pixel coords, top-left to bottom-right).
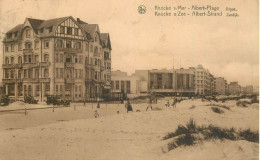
xmin=116 ymin=81 xmax=119 ymax=90
xmin=10 ymin=70 xmax=15 ymax=79
xmin=60 ymin=54 xmax=63 ymax=63
xmin=28 ymin=55 xmax=32 ymax=63
xmin=44 ymin=68 xmax=49 ymax=77
xmin=44 ymin=41 xmax=49 ymax=48
xmin=127 ymin=81 xmax=130 ymax=93
xmin=24 ymin=70 xmax=28 ymax=78
xmin=56 ymin=68 xmax=59 ymax=78
xmin=75 ymin=57 xmax=78 ymax=63
xmin=94 ymin=46 xmax=98 ymax=54
xmin=90 ymin=45 xmax=93 ymax=52
xmin=7 ymin=33 xmax=12 ymax=39
xmin=60 ymin=85 xmax=63 ymax=96
xmin=35 ymin=55 xmax=39 ymax=63
xmin=57 ymin=39 xmax=63 ymax=48
xmin=60 ymin=69 xmax=64 ymax=78
xmin=40 ymin=28 xmax=44 ymax=33
xmin=45 ymin=84 xmax=50 ymax=91
xmin=35 ymin=41 xmax=39 ymax=49
xmin=66 ymin=40 xmax=72 ymax=48
xmin=48 ymin=26 xmax=52 ymax=33
xmin=25 ymin=42 xmax=32 ymax=49
xmin=10 ymin=57 xmax=14 ymax=64
xmin=86 ymin=43 xmax=89 ymax=51
xmin=56 ymin=85 xmax=59 ymax=94
xmin=5 ymin=57 xmax=9 ymax=64
xmin=5 ymin=45 xmax=9 ymax=52
xmin=11 ymin=44 xmax=14 ymax=51
xmin=26 ymin=29 xmax=31 ymax=38
xmin=18 ymin=56 xmax=22 ymax=64
xmin=35 ymin=69 xmax=39 ymax=78
xmin=18 ymin=43 xmax=22 ymax=50
xmin=55 ymin=53 xmax=59 ymax=63
xmin=67 ymin=27 xmax=72 ymax=35
xmin=75 ymin=41 xmax=81 ymax=49
xmin=60 ymin=26 xmax=65 ymax=34
xmin=74 ymin=28 xmax=79 ymax=36
xmin=44 ymin=54 xmax=49 ymax=62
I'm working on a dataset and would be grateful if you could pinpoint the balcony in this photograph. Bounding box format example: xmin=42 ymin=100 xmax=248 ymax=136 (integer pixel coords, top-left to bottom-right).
xmin=2 ymin=79 xmax=16 ymax=83
xmin=2 ymin=64 xmax=15 ymax=69
xmin=65 ymin=78 xmax=74 ymax=83
xmin=55 ymin=48 xmax=82 ymax=53
xmin=40 ymin=78 xmax=50 ymax=83
xmin=65 ymin=62 xmax=74 ymax=68
xmin=23 ymin=63 xmax=39 ymax=68
xmin=23 ymin=78 xmax=39 ymax=83
xmin=104 ymin=57 xmax=111 ymax=61
xmin=23 ymin=49 xmax=33 ymax=54
xmin=94 ymin=52 xmax=100 ymax=57
xmin=40 ymin=62 xmax=51 ymax=67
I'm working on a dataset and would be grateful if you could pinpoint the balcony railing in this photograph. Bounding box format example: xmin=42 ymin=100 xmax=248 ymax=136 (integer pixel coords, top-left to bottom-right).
xmin=2 ymin=64 xmax=15 ymax=69
xmin=94 ymin=52 xmax=100 ymax=57
xmin=104 ymin=57 xmax=111 ymax=60
xmin=55 ymin=48 xmax=82 ymax=53
xmin=40 ymin=62 xmax=51 ymax=67
xmin=23 ymin=78 xmax=39 ymax=83
xmin=65 ymin=62 xmax=74 ymax=68
xmin=40 ymin=78 xmax=50 ymax=83
xmin=23 ymin=63 xmax=39 ymax=68
xmin=65 ymin=78 xmax=74 ymax=83
xmin=23 ymin=49 xmax=33 ymax=54
xmin=2 ymin=79 xmax=16 ymax=83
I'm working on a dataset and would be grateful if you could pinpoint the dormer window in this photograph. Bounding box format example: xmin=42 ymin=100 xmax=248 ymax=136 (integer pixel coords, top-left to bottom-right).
xmin=26 ymin=29 xmax=31 ymax=38
xmin=40 ymin=28 xmax=44 ymax=33
xmin=7 ymin=33 xmax=12 ymax=39
xmin=48 ymin=26 xmax=52 ymax=33
xmin=14 ymin=32 xmax=18 ymax=37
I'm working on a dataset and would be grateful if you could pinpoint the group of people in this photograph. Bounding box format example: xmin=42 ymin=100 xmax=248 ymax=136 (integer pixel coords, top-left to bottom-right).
xmin=165 ymin=98 xmax=178 ymax=108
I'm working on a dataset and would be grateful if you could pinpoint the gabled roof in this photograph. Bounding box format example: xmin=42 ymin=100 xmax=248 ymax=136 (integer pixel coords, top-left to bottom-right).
xmin=37 ymin=16 xmax=69 ymax=29
xmin=6 ymin=24 xmax=24 ymax=33
xmin=100 ymin=33 xmax=112 ymax=50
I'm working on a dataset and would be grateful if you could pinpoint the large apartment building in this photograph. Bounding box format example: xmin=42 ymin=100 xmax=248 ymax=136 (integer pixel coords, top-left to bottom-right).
xmin=194 ymin=65 xmax=214 ymax=95
xmin=215 ymin=77 xmax=228 ymax=95
xmin=2 ymin=16 xmax=112 ymax=101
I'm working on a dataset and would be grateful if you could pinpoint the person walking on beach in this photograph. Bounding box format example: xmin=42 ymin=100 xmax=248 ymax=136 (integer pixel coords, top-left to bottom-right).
xmin=83 ymin=99 xmax=86 ymax=107
xmin=165 ymin=100 xmax=170 ymax=107
xmin=172 ymin=98 xmax=177 ymax=108
xmin=94 ymin=110 xmax=99 ymax=118
xmin=125 ymin=99 xmax=133 ymax=113
xmin=146 ymin=98 xmax=153 ymax=111
xmin=97 ymin=100 xmax=100 ymax=108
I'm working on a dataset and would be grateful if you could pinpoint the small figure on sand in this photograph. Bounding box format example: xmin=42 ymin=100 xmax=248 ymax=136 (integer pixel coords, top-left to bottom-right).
xmin=146 ymin=98 xmax=153 ymax=111
xmin=94 ymin=110 xmax=99 ymax=118
xmin=165 ymin=100 xmax=170 ymax=107
xmin=172 ymin=98 xmax=177 ymax=108
xmin=125 ymin=99 xmax=133 ymax=113
xmin=97 ymin=101 xmax=100 ymax=108
xmin=83 ymin=99 xmax=86 ymax=107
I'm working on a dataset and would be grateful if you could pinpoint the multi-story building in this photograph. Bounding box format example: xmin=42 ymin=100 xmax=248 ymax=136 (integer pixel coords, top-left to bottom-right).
xmin=113 ymin=68 xmax=195 ymax=97
xmin=228 ymin=82 xmax=241 ymax=95
xmin=2 ymin=16 xmax=112 ymax=101
xmin=245 ymin=85 xmax=253 ymax=94
xmin=194 ymin=65 xmax=214 ymax=95
xmin=215 ymin=77 xmax=228 ymax=95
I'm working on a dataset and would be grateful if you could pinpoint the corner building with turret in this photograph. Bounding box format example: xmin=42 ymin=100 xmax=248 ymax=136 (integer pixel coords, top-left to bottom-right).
xmin=2 ymin=16 xmax=112 ymax=101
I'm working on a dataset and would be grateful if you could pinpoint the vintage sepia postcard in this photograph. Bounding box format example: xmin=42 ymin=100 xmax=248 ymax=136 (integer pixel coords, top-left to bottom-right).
xmin=0 ymin=0 xmax=259 ymax=159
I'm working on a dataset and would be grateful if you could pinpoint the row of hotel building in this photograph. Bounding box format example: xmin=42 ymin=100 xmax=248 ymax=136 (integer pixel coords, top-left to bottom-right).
xmin=2 ymin=16 xmax=254 ymax=101
xmin=110 ymin=65 xmax=254 ymax=98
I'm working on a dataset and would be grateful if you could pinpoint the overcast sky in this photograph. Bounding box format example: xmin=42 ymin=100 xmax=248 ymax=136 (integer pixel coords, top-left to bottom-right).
xmin=0 ymin=0 xmax=258 ymax=88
